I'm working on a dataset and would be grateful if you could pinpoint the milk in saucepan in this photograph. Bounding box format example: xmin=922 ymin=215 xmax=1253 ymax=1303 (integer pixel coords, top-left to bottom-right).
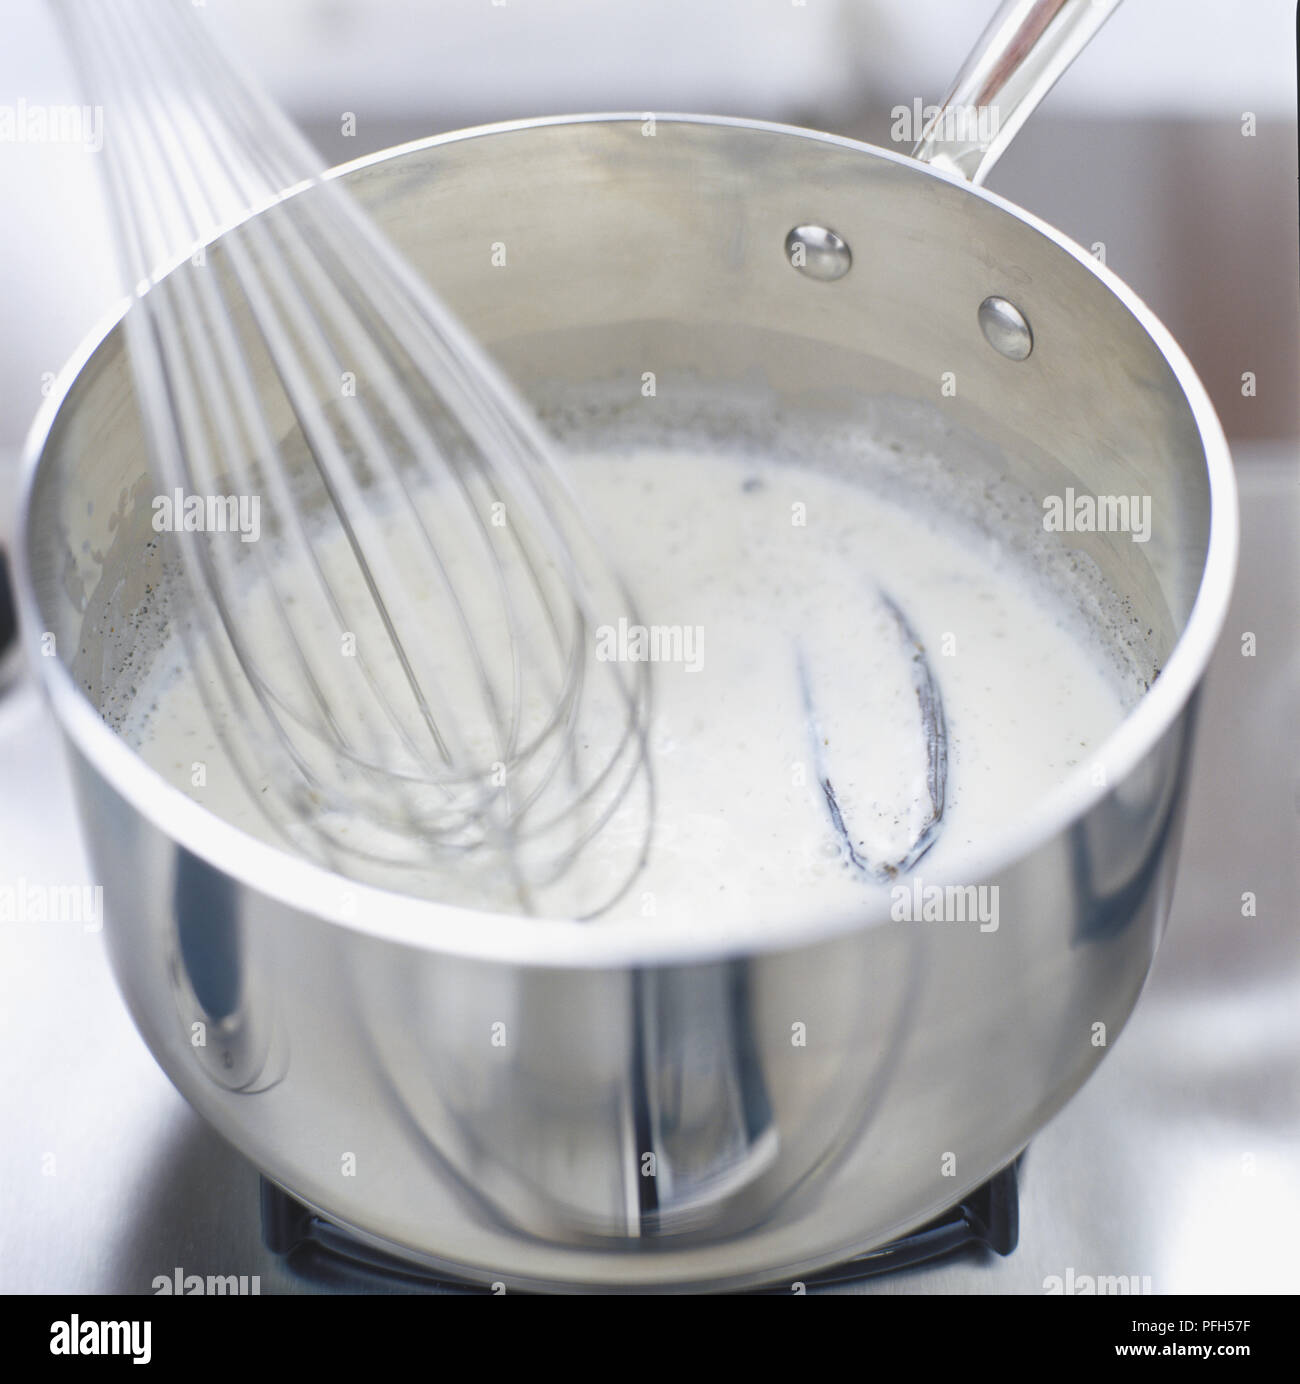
xmin=122 ymin=444 xmax=1132 ymax=930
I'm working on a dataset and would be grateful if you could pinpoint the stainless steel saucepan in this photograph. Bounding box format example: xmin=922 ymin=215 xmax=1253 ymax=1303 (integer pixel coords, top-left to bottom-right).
xmin=14 ymin=0 xmax=1237 ymax=1289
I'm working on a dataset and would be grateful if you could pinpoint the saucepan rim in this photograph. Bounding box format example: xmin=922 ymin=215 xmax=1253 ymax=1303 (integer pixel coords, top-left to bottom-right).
xmin=13 ymin=112 xmax=1239 ymax=969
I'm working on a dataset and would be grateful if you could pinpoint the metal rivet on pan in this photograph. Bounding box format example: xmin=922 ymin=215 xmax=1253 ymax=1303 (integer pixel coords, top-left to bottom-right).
xmin=978 ymin=295 xmax=1033 ymax=360
xmin=785 ymin=225 xmax=852 ymax=281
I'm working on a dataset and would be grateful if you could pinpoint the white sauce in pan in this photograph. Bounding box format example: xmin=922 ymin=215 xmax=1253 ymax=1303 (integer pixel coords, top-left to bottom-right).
xmin=122 ymin=445 xmax=1130 ymax=928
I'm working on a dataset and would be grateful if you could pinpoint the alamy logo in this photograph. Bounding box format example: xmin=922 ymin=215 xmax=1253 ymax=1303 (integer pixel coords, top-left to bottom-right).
xmin=890 ymin=878 xmax=999 ymax=933
xmin=595 ymin=617 xmax=703 ymax=672
xmin=890 ymin=98 xmax=1001 ymax=145
xmin=1044 ymin=1267 xmax=1153 ymax=1295
xmin=0 ymin=99 xmax=103 ymax=151
xmin=0 ymin=878 xmax=102 ymax=930
xmin=152 ymin=489 xmax=261 ymax=543
xmin=50 ymin=1316 xmax=150 ymax=1364
xmin=153 ymin=1267 xmax=261 ymax=1295
xmin=1043 ymin=488 xmax=1151 ymax=544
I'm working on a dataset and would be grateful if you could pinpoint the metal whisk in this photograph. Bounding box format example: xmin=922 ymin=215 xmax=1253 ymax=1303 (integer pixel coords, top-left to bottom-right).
xmin=55 ymin=0 xmax=654 ymax=918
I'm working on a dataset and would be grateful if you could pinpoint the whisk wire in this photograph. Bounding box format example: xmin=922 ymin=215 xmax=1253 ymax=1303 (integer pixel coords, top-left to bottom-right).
xmin=56 ymin=0 xmax=656 ymax=916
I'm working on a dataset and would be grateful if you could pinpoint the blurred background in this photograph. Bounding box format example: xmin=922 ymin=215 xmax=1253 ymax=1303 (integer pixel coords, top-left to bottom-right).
xmin=0 ymin=0 xmax=1296 ymax=504
xmin=1 ymin=0 xmax=1297 ymax=1296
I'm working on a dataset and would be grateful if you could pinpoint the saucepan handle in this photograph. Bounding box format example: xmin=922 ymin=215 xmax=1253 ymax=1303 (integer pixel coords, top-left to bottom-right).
xmin=912 ymin=0 xmax=1123 ymax=185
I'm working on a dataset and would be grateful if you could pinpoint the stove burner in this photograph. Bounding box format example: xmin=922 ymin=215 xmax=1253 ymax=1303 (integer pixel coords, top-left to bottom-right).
xmin=260 ymin=1157 xmax=1020 ymax=1292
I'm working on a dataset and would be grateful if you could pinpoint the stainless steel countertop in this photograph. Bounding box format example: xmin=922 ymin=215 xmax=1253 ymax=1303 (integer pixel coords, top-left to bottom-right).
xmin=2 ymin=449 xmax=1296 ymax=1295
